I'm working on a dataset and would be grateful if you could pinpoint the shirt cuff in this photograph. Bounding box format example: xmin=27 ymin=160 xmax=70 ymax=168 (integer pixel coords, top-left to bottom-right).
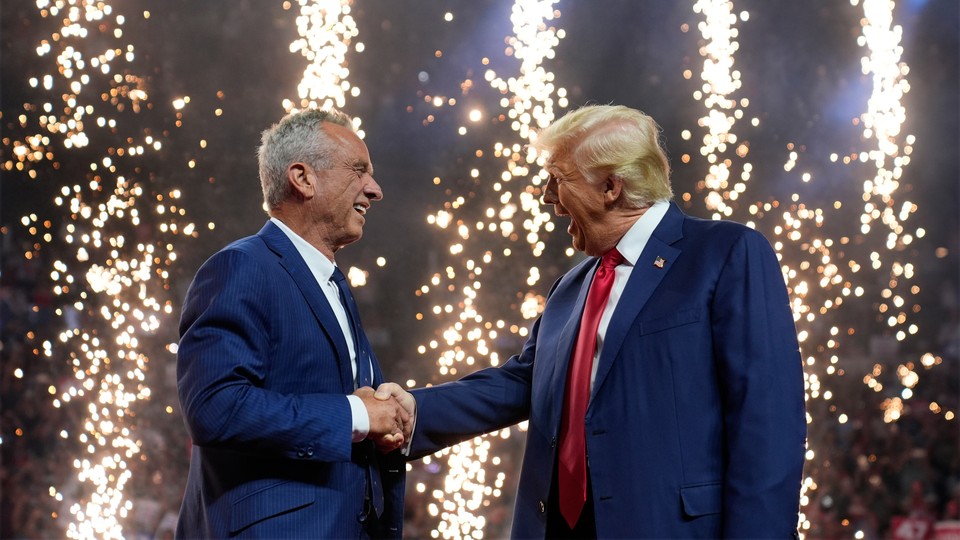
xmin=400 ymin=413 xmax=416 ymax=456
xmin=346 ymin=394 xmax=369 ymax=443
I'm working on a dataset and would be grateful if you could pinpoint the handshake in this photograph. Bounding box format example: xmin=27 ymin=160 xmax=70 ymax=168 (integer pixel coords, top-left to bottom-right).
xmin=353 ymin=383 xmax=416 ymax=453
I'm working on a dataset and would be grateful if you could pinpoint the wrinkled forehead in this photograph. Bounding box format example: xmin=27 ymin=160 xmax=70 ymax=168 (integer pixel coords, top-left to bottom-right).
xmin=323 ymin=121 xmax=359 ymax=146
xmin=327 ymin=122 xmax=370 ymax=155
xmin=544 ymin=148 xmax=580 ymax=178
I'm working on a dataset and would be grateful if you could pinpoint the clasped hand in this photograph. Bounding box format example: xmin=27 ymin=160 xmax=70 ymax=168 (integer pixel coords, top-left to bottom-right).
xmin=353 ymin=383 xmax=416 ymax=453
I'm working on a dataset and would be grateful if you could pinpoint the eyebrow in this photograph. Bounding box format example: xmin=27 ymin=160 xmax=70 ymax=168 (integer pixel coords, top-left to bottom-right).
xmin=546 ymin=163 xmax=575 ymax=179
xmin=349 ymin=158 xmax=372 ymax=173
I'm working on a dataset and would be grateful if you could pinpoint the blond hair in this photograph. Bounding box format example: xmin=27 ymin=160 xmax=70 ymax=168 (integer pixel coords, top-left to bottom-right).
xmin=535 ymin=104 xmax=672 ymax=207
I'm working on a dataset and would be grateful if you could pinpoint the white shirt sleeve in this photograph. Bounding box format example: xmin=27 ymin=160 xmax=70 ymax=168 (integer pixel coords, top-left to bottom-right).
xmin=346 ymin=394 xmax=370 ymax=442
xmin=401 ymin=414 xmax=416 ymax=455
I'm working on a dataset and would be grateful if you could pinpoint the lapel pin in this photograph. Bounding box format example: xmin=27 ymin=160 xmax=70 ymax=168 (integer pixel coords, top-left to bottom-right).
xmin=653 ymin=256 xmax=666 ymax=268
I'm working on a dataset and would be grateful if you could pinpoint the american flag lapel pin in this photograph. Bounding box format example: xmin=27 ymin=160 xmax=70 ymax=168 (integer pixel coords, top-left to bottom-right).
xmin=653 ymin=256 xmax=666 ymax=268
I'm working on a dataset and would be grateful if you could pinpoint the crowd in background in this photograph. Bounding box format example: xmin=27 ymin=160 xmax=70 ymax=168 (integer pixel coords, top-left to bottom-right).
xmin=2 ymin=221 xmax=958 ymax=538
xmin=3 ymin=0 xmax=957 ymax=536
xmin=0 ymin=227 xmax=188 ymax=539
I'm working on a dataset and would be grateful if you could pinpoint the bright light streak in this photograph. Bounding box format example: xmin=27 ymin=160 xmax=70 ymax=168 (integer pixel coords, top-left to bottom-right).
xmin=691 ymin=0 xmax=747 ymax=219
xmin=418 ymin=2 xmax=565 ymax=537
xmin=688 ymin=1 xmax=936 ymax=537
xmin=283 ymin=0 xmax=366 ymax=136
xmin=12 ymin=1 xmax=190 ymax=538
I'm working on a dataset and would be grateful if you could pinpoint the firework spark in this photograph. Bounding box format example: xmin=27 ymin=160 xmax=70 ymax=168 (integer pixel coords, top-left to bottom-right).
xmin=685 ymin=1 xmax=946 ymax=536
xmin=282 ymin=0 xmax=367 ymax=137
xmin=414 ymin=1 xmax=567 ymax=537
xmin=5 ymin=1 xmax=194 ymax=537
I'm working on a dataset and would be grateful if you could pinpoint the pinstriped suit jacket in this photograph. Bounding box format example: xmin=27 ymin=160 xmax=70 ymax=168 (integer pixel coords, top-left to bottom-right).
xmin=176 ymin=221 xmax=404 ymax=539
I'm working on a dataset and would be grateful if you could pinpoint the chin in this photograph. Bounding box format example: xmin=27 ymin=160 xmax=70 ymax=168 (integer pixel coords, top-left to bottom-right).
xmin=570 ymin=237 xmax=585 ymax=254
xmin=340 ymin=229 xmax=363 ymax=247
xmin=578 ymin=240 xmax=605 ymax=257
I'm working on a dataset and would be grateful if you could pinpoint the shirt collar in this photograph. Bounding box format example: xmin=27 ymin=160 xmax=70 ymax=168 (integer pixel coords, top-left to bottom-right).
xmin=270 ymin=217 xmax=337 ymax=283
xmin=615 ymin=200 xmax=670 ymax=266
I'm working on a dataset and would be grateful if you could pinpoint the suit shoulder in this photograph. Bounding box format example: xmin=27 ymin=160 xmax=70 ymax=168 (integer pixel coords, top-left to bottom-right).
xmin=199 ymin=234 xmax=270 ymax=268
xmin=222 ymin=233 xmax=270 ymax=257
xmin=180 ymin=235 xmax=277 ymax=330
xmin=189 ymin=235 xmax=275 ymax=291
xmin=554 ymin=256 xmax=595 ymax=290
xmin=681 ymin=214 xmax=774 ymax=249
xmin=673 ymin=214 xmax=780 ymax=269
xmin=682 ymin=212 xmax=748 ymax=234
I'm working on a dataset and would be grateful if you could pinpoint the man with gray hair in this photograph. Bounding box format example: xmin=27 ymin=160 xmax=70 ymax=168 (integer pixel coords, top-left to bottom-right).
xmin=387 ymin=104 xmax=806 ymax=538
xmin=176 ymin=108 xmax=409 ymax=538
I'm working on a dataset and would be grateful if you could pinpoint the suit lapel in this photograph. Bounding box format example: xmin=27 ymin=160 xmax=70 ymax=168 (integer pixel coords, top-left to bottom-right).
xmin=258 ymin=221 xmax=354 ymax=392
xmin=369 ymin=341 xmax=384 ymax=387
xmin=545 ymin=259 xmax=597 ymax=425
xmin=591 ymin=203 xmax=685 ymax=401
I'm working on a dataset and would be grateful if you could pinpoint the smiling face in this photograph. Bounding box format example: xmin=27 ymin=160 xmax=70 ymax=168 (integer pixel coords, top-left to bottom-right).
xmin=303 ymin=122 xmax=382 ymax=258
xmin=541 ymin=153 xmax=613 ymax=256
xmin=535 ymin=105 xmax=667 ymax=257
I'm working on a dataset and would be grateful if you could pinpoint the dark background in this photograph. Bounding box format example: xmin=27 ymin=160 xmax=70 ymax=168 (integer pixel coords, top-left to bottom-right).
xmin=2 ymin=1 xmax=957 ymax=538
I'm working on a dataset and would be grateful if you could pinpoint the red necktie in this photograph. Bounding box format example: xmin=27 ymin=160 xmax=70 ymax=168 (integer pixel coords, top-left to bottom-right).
xmin=558 ymin=248 xmax=624 ymax=528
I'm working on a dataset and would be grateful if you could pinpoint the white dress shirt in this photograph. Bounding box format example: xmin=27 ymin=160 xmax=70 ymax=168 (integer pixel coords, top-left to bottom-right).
xmin=591 ymin=200 xmax=670 ymax=390
xmin=270 ymin=217 xmax=370 ymax=442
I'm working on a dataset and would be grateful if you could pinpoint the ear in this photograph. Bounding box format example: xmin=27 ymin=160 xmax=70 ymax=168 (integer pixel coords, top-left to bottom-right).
xmin=286 ymin=162 xmax=314 ymax=200
xmin=602 ymin=174 xmax=623 ymax=205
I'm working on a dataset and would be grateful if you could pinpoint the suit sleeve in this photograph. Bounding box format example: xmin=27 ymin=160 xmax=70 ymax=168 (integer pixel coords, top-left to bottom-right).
xmin=711 ymin=229 xmax=806 ymax=538
xmin=177 ymin=248 xmax=354 ymax=463
xmin=406 ymin=274 xmax=569 ymax=458
xmin=407 ymin=322 xmax=536 ymax=458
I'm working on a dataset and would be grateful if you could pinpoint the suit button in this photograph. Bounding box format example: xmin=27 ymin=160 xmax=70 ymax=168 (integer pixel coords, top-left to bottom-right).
xmin=306 ymin=446 xmax=314 ymax=457
xmin=550 ymin=437 xmax=557 ymax=448
xmin=296 ymin=448 xmax=305 ymax=457
xmin=539 ymin=500 xmax=545 ymax=513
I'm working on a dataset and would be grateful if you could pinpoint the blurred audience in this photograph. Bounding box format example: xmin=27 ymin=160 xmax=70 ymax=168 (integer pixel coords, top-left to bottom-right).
xmin=2 ymin=215 xmax=957 ymax=538
xmin=1 ymin=228 xmax=189 ymax=539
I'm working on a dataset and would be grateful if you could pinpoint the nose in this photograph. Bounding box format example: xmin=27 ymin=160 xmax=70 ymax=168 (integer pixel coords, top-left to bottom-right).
xmin=365 ymin=174 xmax=383 ymax=201
xmin=541 ymin=176 xmax=558 ymax=205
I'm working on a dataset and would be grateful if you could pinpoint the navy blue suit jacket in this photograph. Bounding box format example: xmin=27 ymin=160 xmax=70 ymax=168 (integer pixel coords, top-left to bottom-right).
xmin=410 ymin=203 xmax=806 ymax=538
xmin=176 ymin=221 xmax=404 ymax=538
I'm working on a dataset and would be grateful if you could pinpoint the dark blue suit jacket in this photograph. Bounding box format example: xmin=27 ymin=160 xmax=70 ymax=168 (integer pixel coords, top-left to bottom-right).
xmin=176 ymin=221 xmax=404 ymax=538
xmin=410 ymin=203 xmax=806 ymax=538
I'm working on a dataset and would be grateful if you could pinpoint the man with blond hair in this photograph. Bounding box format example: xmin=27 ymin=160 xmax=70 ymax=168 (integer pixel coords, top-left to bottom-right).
xmin=386 ymin=104 xmax=806 ymax=538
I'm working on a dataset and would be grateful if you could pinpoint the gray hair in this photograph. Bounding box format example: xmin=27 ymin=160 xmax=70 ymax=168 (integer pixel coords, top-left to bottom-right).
xmin=535 ymin=104 xmax=672 ymax=207
xmin=257 ymin=108 xmax=354 ymax=210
